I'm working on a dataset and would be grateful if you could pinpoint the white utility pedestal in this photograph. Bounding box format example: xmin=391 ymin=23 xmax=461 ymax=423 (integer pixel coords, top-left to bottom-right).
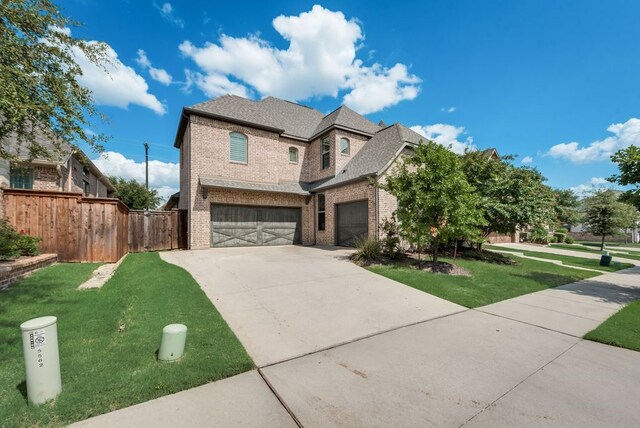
xmin=158 ymin=324 xmax=187 ymax=362
xmin=20 ymin=316 xmax=62 ymax=405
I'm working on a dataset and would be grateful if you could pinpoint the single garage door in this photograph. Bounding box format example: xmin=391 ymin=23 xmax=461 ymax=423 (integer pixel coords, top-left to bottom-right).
xmin=211 ymin=205 xmax=301 ymax=247
xmin=336 ymin=200 xmax=368 ymax=247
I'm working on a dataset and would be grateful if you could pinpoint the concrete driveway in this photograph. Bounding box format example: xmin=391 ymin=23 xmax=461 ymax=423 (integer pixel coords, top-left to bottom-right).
xmin=160 ymin=246 xmax=464 ymax=366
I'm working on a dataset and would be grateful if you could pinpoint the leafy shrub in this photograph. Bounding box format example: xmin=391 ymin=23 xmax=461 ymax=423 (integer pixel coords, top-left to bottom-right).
xmin=548 ymin=236 xmax=558 ymax=243
xmin=564 ymin=236 xmax=575 ymax=244
xmin=0 ymin=219 xmax=41 ymax=260
xmin=556 ymin=227 xmax=569 ymax=234
xmin=529 ymin=226 xmax=550 ymax=244
xmin=350 ymin=237 xmax=382 ymax=265
xmin=553 ymin=232 xmax=566 ymax=243
xmin=380 ymin=216 xmax=403 ymax=259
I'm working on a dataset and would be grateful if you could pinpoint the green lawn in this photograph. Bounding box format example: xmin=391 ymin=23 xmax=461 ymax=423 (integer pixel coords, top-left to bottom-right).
xmin=585 ymin=301 xmax=640 ymax=352
xmin=550 ymin=243 xmax=640 ymax=261
xmin=368 ymin=255 xmax=599 ymax=308
xmin=486 ymin=246 xmax=635 ymax=272
xmin=0 ymin=253 xmax=253 ymax=427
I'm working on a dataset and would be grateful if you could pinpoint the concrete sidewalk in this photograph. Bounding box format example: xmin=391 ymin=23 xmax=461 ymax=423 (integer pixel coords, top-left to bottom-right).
xmin=492 ymin=242 xmax=640 ymax=266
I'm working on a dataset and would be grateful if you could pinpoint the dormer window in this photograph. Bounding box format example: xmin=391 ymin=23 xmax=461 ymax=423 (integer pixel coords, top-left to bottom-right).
xmin=340 ymin=138 xmax=350 ymax=155
xmin=289 ymin=147 xmax=298 ymax=164
xmin=230 ymin=132 xmax=248 ymax=163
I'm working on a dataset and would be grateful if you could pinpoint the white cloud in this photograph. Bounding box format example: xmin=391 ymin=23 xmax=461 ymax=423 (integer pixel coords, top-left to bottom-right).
xmin=70 ymin=39 xmax=166 ymax=114
xmin=136 ymin=49 xmax=173 ymax=85
xmin=179 ymin=5 xmax=421 ymax=114
xmin=93 ymin=151 xmax=178 ymax=203
xmin=441 ymin=106 xmax=456 ymax=113
xmin=546 ymin=118 xmax=640 ymax=163
xmin=569 ymin=177 xmax=613 ymax=196
xmin=521 ymin=156 xmax=534 ymax=164
xmin=183 ymin=69 xmax=250 ymax=98
xmin=155 ymin=2 xmax=184 ymax=28
xmin=410 ymin=124 xmax=476 ymax=154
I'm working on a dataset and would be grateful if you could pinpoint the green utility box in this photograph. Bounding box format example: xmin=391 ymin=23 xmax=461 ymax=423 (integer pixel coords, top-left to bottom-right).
xmin=158 ymin=324 xmax=187 ymax=362
xmin=600 ymin=251 xmax=612 ymax=267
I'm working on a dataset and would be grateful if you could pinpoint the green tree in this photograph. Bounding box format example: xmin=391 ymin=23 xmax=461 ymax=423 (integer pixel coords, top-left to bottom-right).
xmin=553 ymin=188 xmax=582 ymax=228
xmin=583 ymin=189 xmax=627 ymax=250
xmin=380 ymin=141 xmax=485 ymax=263
xmin=460 ymin=151 xmax=555 ymax=240
xmin=109 ymin=177 xmax=161 ymax=210
xmin=0 ymin=0 xmax=108 ymax=160
xmin=608 ymin=145 xmax=640 ymax=210
xmin=615 ymin=202 xmax=640 ymax=244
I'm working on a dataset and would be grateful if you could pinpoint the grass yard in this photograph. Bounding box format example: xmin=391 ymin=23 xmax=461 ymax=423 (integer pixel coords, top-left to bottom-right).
xmin=368 ymin=255 xmax=599 ymax=308
xmin=0 ymin=253 xmax=253 ymax=427
xmin=486 ymin=246 xmax=635 ymax=272
xmin=550 ymin=243 xmax=640 ymax=261
xmin=585 ymin=300 xmax=640 ymax=352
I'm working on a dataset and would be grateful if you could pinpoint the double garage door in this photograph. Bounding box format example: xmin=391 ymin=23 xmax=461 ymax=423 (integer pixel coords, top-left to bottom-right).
xmin=211 ymin=204 xmax=301 ymax=247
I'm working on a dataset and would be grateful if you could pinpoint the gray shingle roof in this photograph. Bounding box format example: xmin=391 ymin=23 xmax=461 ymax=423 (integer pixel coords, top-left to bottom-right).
xmin=187 ymin=95 xmax=380 ymax=141
xmin=200 ymin=177 xmax=311 ymax=195
xmin=311 ymin=105 xmax=380 ymax=138
xmin=311 ymin=123 xmax=421 ymax=191
xmin=1 ymin=129 xmax=72 ymax=163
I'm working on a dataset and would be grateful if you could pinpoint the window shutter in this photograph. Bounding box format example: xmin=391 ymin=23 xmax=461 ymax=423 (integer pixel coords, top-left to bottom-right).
xmin=230 ymin=133 xmax=247 ymax=163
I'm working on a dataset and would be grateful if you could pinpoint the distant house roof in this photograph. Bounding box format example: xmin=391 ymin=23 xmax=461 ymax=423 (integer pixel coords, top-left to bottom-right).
xmin=310 ymin=123 xmax=423 ymax=191
xmin=175 ymin=94 xmax=381 ymax=146
xmin=163 ymin=192 xmax=180 ymax=210
xmin=1 ymin=127 xmax=72 ymax=164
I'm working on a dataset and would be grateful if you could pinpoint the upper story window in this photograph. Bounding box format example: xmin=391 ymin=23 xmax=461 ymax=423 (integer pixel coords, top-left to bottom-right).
xmin=289 ymin=147 xmax=298 ymax=164
xmin=83 ymin=180 xmax=90 ymax=195
xmin=82 ymin=166 xmax=90 ymax=176
xmin=317 ymin=194 xmax=326 ymax=231
xmin=340 ymin=138 xmax=350 ymax=155
xmin=321 ymin=136 xmax=330 ymax=169
xmin=9 ymin=167 xmax=34 ymax=189
xmin=229 ymin=132 xmax=248 ymax=163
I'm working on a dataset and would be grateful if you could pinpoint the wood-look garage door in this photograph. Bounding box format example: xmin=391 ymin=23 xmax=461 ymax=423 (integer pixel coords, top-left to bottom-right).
xmin=211 ymin=205 xmax=302 ymax=247
xmin=336 ymin=200 xmax=368 ymax=247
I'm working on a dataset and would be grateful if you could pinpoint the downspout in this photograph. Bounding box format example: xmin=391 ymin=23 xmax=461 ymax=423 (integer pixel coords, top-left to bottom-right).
xmin=313 ymin=193 xmax=317 ymax=245
xmin=375 ymin=184 xmax=379 ymax=241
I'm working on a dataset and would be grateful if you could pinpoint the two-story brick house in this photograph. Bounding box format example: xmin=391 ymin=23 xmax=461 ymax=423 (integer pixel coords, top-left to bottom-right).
xmin=174 ymin=94 xmax=425 ymax=248
xmin=0 ymin=132 xmax=115 ymax=198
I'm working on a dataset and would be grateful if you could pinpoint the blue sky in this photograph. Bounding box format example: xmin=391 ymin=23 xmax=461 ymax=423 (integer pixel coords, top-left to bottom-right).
xmin=59 ymin=0 xmax=640 ymax=201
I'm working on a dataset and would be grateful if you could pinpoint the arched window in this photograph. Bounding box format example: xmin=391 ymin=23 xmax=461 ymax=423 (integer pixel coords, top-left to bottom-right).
xmin=229 ymin=132 xmax=248 ymax=163
xmin=289 ymin=147 xmax=299 ymax=164
xmin=340 ymin=137 xmax=350 ymax=155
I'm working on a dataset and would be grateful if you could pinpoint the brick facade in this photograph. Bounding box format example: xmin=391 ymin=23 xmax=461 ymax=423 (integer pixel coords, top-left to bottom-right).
xmin=0 ymin=254 xmax=57 ymax=291
xmin=33 ymin=165 xmax=60 ymax=191
xmin=181 ymin=113 xmax=401 ymax=248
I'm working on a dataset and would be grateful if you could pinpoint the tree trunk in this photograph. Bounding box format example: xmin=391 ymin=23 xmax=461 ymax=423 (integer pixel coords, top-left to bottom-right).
xmin=453 ymin=240 xmax=458 ymax=260
xmin=600 ymin=235 xmax=606 ymax=251
xmin=432 ymin=239 xmax=439 ymax=263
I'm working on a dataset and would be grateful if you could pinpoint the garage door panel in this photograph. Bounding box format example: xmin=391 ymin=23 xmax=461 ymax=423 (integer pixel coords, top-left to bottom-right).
xmin=211 ymin=205 xmax=301 ymax=247
xmin=336 ymin=200 xmax=368 ymax=247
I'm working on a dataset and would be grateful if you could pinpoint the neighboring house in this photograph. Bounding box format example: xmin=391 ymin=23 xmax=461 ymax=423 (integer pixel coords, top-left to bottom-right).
xmin=174 ymin=94 xmax=427 ymax=249
xmin=0 ymin=132 xmax=115 ymax=198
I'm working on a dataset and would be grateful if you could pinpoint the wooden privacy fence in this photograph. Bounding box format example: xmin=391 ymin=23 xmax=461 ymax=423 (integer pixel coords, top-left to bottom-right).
xmin=129 ymin=210 xmax=188 ymax=252
xmin=3 ymin=189 xmax=187 ymax=262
